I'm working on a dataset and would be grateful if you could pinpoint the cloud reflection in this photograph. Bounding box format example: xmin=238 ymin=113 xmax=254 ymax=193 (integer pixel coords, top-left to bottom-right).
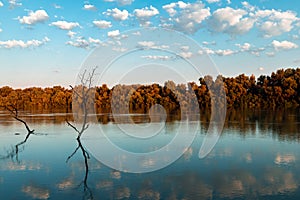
xmin=244 ymin=153 xmax=252 ymax=163
xmin=111 ymin=170 xmax=121 ymax=179
xmin=96 ymin=180 xmax=113 ymax=190
xmin=0 ymin=161 xmax=43 ymax=171
xmin=274 ymin=153 xmax=296 ymax=165
xmin=216 ymin=168 xmax=298 ymax=198
xmin=261 ymin=170 xmax=298 ymax=195
xmin=138 ymin=189 xmax=160 ymax=200
xmin=56 ymin=178 xmax=75 ymax=190
xmin=115 ymin=186 xmax=131 ymax=199
xmin=22 ymin=185 xmax=50 ymax=200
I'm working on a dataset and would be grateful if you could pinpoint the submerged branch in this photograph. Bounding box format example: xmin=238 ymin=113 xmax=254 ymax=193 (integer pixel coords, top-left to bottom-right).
xmin=0 ymin=105 xmax=36 ymax=162
xmin=4 ymin=105 xmax=34 ymax=134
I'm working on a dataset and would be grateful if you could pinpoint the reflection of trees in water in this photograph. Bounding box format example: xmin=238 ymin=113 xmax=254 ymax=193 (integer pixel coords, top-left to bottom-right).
xmin=96 ymin=108 xmax=300 ymax=144
xmin=0 ymin=108 xmax=298 ymax=143
xmin=0 ymin=105 xmax=36 ymax=162
xmin=96 ymin=108 xmax=300 ymax=142
xmin=198 ymin=108 xmax=300 ymax=142
xmin=0 ymin=111 xmax=73 ymax=125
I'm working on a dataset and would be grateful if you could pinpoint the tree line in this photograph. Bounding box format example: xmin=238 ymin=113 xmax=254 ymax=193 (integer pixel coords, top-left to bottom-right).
xmin=1 ymin=68 xmax=300 ymax=113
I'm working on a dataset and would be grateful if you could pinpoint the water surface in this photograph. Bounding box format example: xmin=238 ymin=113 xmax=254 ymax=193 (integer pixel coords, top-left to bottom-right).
xmin=0 ymin=110 xmax=300 ymax=200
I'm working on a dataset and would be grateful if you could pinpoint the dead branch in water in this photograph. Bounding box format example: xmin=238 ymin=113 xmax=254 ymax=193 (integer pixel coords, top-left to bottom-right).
xmin=0 ymin=105 xmax=35 ymax=162
xmin=66 ymin=67 xmax=97 ymax=200
xmin=4 ymin=104 xmax=35 ymax=134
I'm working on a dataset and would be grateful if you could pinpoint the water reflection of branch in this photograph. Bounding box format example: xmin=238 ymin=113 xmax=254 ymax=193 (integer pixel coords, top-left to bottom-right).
xmin=0 ymin=105 xmax=35 ymax=162
xmin=66 ymin=137 xmax=93 ymax=200
xmin=3 ymin=131 xmax=32 ymax=162
xmin=66 ymin=67 xmax=97 ymax=200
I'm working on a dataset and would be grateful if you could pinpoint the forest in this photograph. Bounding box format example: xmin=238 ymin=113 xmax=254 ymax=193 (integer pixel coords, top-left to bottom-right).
xmin=0 ymin=68 xmax=300 ymax=113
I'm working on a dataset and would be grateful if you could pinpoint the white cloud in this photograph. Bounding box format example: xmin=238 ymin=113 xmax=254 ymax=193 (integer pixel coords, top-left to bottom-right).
xmin=66 ymin=36 xmax=101 ymax=49
xmin=255 ymin=9 xmax=299 ymax=38
xmin=83 ymin=4 xmax=96 ymax=11
xmin=134 ymin=5 xmax=159 ymax=18
xmin=137 ymin=41 xmax=169 ymax=49
xmin=266 ymin=52 xmax=275 ymax=57
xmin=249 ymin=47 xmax=265 ymax=56
xmin=140 ymin=21 xmax=152 ymax=27
xmin=141 ymin=55 xmax=174 ymax=60
xmin=18 ymin=10 xmax=49 ymax=25
xmin=179 ymin=51 xmax=193 ymax=58
xmin=53 ymin=4 xmax=62 ymax=9
xmin=236 ymin=42 xmax=251 ymax=51
xmin=132 ymin=31 xmax=141 ymax=36
xmin=162 ymin=1 xmax=211 ymax=34
xmin=199 ymin=44 xmax=265 ymax=56
xmin=104 ymin=0 xmax=134 ymax=6
xmin=241 ymin=1 xmax=255 ymax=12
xmin=198 ymin=48 xmax=215 ymax=55
xmin=236 ymin=42 xmax=266 ymax=56
xmin=162 ymin=1 xmax=186 ymax=17
xmin=208 ymin=7 xmax=255 ymax=35
xmin=215 ymin=49 xmax=235 ymax=56
xmin=43 ymin=37 xmax=50 ymax=42
xmin=8 ymin=0 xmax=21 ymax=9
xmin=0 ymin=37 xmax=49 ymax=49
xmin=202 ymin=41 xmax=216 ymax=46
xmin=112 ymin=47 xmax=128 ymax=52
xmin=0 ymin=28 xmax=2 ymax=32
xmin=105 ymin=8 xmax=129 ymax=21
xmin=67 ymin=31 xmax=76 ymax=38
xmin=138 ymin=41 xmax=155 ymax=48
xmin=50 ymin=21 xmax=80 ymax=30
xmin=180 ymin=45 xmax=190 ymax=51
xmin=88 ymin=37 xmax=101 ymax=45
xmin=133 ymin=5 xmax=159 ymax=27
xmin=198 ymin=48 xmax=236 ymax=56
xmin=292 ymin=35 xmax=299 ymax=40
xmin=258 ymin=67 xmax=264 ymax=71
xmin=66 ymin=37 xmax=89 ymax=49
xmin=272 ymin=40 xmax=298 ymax=51
xmin=206 ymin=0 xmax=220 ymax=3
xmin=107 ymin=30 xmax=120 ymax=37
xmin=93 ymin=20 xmax=112 ymax=29
xmin=0 ymin=1 xmax=3 ymax=7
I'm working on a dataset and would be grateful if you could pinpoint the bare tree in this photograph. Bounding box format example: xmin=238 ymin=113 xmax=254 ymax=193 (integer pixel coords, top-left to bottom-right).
xmin=66 ymin=67 xmax=97 ymax=140
xmin=66 ymin=67 xmax=97 ymax=200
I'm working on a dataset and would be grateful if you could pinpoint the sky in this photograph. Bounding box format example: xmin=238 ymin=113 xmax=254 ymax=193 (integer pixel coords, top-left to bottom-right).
xmin=0 ymin=0 xmax=300 ymax=88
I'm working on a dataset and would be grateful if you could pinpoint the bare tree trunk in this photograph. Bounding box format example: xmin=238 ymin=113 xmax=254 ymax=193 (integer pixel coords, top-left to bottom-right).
xmin=66 ymin=67 xmax=97 ymax=200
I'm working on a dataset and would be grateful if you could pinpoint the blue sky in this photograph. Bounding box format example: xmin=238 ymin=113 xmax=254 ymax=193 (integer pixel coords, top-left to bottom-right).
xmin=0 ymin=0 xmax=300 ymax=88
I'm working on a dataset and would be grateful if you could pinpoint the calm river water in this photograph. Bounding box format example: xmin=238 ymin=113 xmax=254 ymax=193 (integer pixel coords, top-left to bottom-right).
xmin=0 ymin=109 xmax=300 ymax=200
